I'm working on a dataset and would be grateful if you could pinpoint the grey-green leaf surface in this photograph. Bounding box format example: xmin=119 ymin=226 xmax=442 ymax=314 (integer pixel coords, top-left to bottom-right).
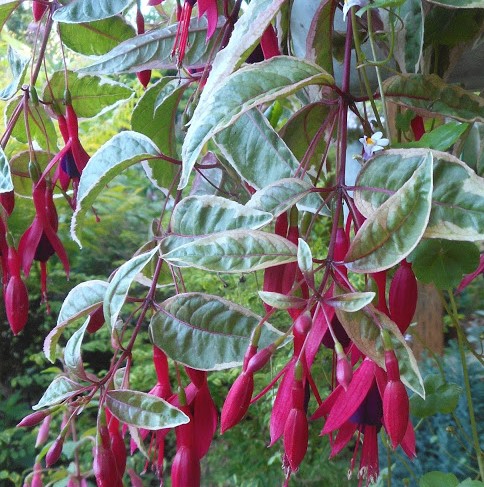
xmin=78 ymin=17 xmax=221 ymax=74
xmin=0 ymin=146 xmax=13 ymax=192
xmin=64 ymin=319 xmax=90 ymax=380
xmin=336 ymin=305 xmax=425 ymax=397
xmin=403 ymin=122 xmax=469 ymax=151
xmin=258 ymin=291 xmax=307 ymax=310
xmin=162 ymin=229 xmax=298 ymax=273
xmin=0 ymin=45 xmax=29 ymax=101
xmin=355 ymin=149 xmax=484 ymax=241
xmin=53 ymin=0 xmax=132 ymax=23
xmin=426 ymin=0 xmax=484 ymax=7
xmin=42 ymin=70 xmax=133 ymax=118
xmin=44 ymin=280 xmax=108 ymax=363
xmin=181 ymin=56 xmax=334 ymax=189
xmin=326 ymin=292 xmax=375 ymax=312
xmin=297 ymin=238 xmax=313 ymax=274
xmin=105 ymin=390 xmax=189 ymax=430
xmin=149 ymin=293 xmax=282 ymax=370
xmin=246 ymin=178 xmax=315 ymax=216
xmin=71 ymin=131 xmax=160 ymax=246
xmin=59 ymin=15 xmax=135 ymax=56
xmin=346 ymin=152 xmax=433 ymax=273
xmin=172 ymin=195 xmax=273 ymax=235
xmin=384 ymin=74 xmax=484 ymax=123
xmin=33 ymin=377 xmax=83 ymax=410
xmin=215 ymin=110 xmax=327 ymax=214
xmin=104 ymin=246 xmax=159 ymax=329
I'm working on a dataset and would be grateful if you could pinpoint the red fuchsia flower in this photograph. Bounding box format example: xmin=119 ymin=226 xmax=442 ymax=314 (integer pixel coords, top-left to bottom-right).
xmin=335 ymin=342 xmax=353 ymax=391
xmin=283 ymin=366 xmax=309 ymax=474
xmin=411 ymin=115 xmax=425 ymax=141
xmin=171 ymin=0 xmax=197 ymax=67
xmin=93 ymin=424 xmax=123 ymax=487
xmin=389 ymin=260 xmax=418 ymax=333
xmin=18 ymin=179 xmax=69 ymax=304
xmin=136 ymin=8 xmax=152 ymax=88
xmin=260 ymin=24 xmax=280 ymax=59
xmin=66 ymin=477 xmax=88 ymax=487
xmin=221 ymin=370 xmax=254 ymax=433
xmin=31 ymin=462 xmax=43 ymax=487
xmin=32 ymin=0 xmax=48 ymax=22
xmin=197 ymin=0 xmax=218 ymax=40
xmin=4 ymin=246 xmax=29 ymax=334
xmin=371 ymin=271 xmax=389 ymax=315
xmin=457 ymin=254 xmax=484 ymax=293
xmin=36 ymin=414 xmax=52 ymax=447
xmin=382 ymin=349 xmax=409 ymax=449
xmin=0 ymin=190 xmax=15 ymax=216
xmin=106 ymin=413 xmax=127 ymax=481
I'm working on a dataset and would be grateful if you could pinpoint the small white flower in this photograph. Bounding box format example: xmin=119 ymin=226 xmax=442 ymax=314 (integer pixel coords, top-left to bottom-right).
xmin=358 ymin=131 xmax=389 ymax=160
xmin=343 ymin=0 xmax=363 ymax=21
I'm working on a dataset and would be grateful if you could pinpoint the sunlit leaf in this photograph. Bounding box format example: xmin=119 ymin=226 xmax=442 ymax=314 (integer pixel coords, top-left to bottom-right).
xmin=59 ymin=15 xmax=135 ymax=56
xmin=44 ymin=280 xmax=108 ymax=363
xmin=162 ymin=229 xmax=298 ymax=273
xmin=105 ymin=390 xmax=189 ymax=430
xmin=71 ymin=131 xmax=160 ymax=246
xmin=347 ymin=152 xmax=433 ymax=272
xmin=0 ymin=45 xmax=29 ymax=101
xmin=297 ymin=238 xmax=313 ymax=274
xmin=33 ymin=377 xmax=83 ymax=410
xmin=258 ymin=291 xmax=307 ymax=310
xmin=172 ymin=195 xmax=273 ymax=235
xmin=181 ymin=57 xmax=334 ymax=189
xmin=64 ymin=319 xmax=90 ymax=380
xmin=326 ymin=292 xmax=375 ymax=312
xmin=149 ymin=293 xmax=282 ymax=370
xmin=42 ymin=70 xmax=133 ymax=118
xmin=0 ymin=1 xmax=20 ymax=33
xmin=104 ymin=246 xmax=159 ymax=329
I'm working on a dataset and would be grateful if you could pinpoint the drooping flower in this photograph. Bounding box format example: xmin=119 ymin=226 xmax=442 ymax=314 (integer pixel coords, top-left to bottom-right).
xmin=389 ymin=260 xmax=418 ymax=333
xmin=359 ymin=131 xmax=389 ymax=160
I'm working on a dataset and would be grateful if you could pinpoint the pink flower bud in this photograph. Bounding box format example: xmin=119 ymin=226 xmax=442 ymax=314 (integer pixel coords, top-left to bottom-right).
xmin=45 ymin=435 xmax=64 ymax=467
xmin=110 ymin=428 xmax=126 ymax=480
xmin=17 ymin=410 xmax=50 ymax=428
xmin=31 ymin=463 xmax=43 ymax=487
xmin=260 ymin=25 xmax=280 ymax=59
xmin=153 ymin=346 xmax=171 ymax=396
xmin=383 ymin=379 xmax=409 ymax=449
xmin=294 ymin=311 xmax=312 ymax=336
xmin=336 ymin=354 xmax=353 ymax=391
xmin=137 ymin=70 xmax=152 ymax=88
xmin=220 ymin=372 xmax=254 ymax=433
xmin=171 ymin=445 xmax=201 ymax=487
xmin=87 ymin=305 xmax=105 ymax=333
xmin=36 ymin=415 xmax=52 ymax=447
xmin=246 ymin=344 xmax=276 ymax=374
xmin=5 ymin=274 xmax=29 ymax=335
xmin=389 ymin=261 xmax=417 ymax=333
xmin=283 ymin=408 xmax=308 ymax=472
xmin=384 ymin=350 xmax=400 ymax=381
xmin=93 ymin=426 xmax=122 ymax=487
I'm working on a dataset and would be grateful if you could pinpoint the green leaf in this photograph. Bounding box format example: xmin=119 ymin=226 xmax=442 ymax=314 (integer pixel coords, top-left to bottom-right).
xmin=64 ymin=319 xmax=90 ymax=380
xmin=280 ymin=103 xmax=332 ymax=169
xmin=105 ymin=390 xmax=189 ymax=430
xmin=458 ymin=480 xmax=484 ymax=487
xmin=346 ymin=152 xmax=433 ymax=273
xmin=71 ymin=131 xmax=160 ymax=246
xmin=419 ymin=472 xmax=459 ymax=487
xmin=0 ymin=146 xmax=13 ymax=192
xmin=172 ymin=195 xmax=273 ymax=235
xmin=336 ymin=305 xmax=425 ymax=397
xmin=408 ymin=239 xmax=480 ymax=289
xmin=326 ymin=292 xmax=375 ymax=312
xmin=5 ymin=97 xmax=57 ymax=150
xmin=181 ymin=57 xmax=334 ymax=189
xmin=0 ymin=45 xmax=29 ymax=101
xmin=246 ymin=178 xmax=315 ymax=216
xmin=410 ymin=374 xmax=462 ymax=418
xmin=33 ymin=377 xmax=82 ymax=410
xmin=258 ymin=291 xmax=307 ymax=310
xmin=53 ymin=0 xmax=132 ymax=23
xmin=0 ymin=1 xmax=20 ymax=33
xmin=149 ymin=292 xmax=282 ymax=370
xmin=79 ymin=17 xmax=222 ymax=74
xmin=297 ymin=238 xmax=313 ymax=274
xmin=355 ymin=149 xmax=484 ymax=241
xmin=162 ymin=229 xmax=298 ymax=273
xmin=426 ymin=0 xmax=484 ymax=7
xmin=42 ymin=70 xmax=133 ymax=118
xmin=384 ymin=74 xmax=484 ymax=123
xmin=59 ymin=15 xmax=135 ymax=56
xmin=9 ymin=150 xmax=50 ymax=197
xmin=153 ymin=79 xmax=189 ymax=114
xmin=396 ymin=122 xmax=469 ymax=151
xmin=44 ymin=280 xmax=108 ymax=363
xmin=215 ymin=110 xmax=327 ymax=214
xmin=104 ymin=246 xmax=159 ymax=329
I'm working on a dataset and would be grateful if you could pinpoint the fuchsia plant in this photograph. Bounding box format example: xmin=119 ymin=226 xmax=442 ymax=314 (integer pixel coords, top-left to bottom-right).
xmin=1 ymin=0 xmax=483 ymax=485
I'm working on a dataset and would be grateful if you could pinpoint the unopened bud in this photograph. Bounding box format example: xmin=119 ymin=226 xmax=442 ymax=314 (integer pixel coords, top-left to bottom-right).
xmin=335 ymin=345 xmax=353 ymax=391
xmin=246 ymin=344 xmax=276 ymax=374
xmin=383 ymin=379 xmax=409 ymax=449
xmin=45 ymin=435 xmax=64 ymax=467
xmin=220 ymin=372 xmax=254 ymax=433
xmin=283 ymin=407 xmax=308 ymax=472
xmin=294 ymin=312 xmax=312 ymax=336
xmin=17 ymin=409 xmax=50 ymax=428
